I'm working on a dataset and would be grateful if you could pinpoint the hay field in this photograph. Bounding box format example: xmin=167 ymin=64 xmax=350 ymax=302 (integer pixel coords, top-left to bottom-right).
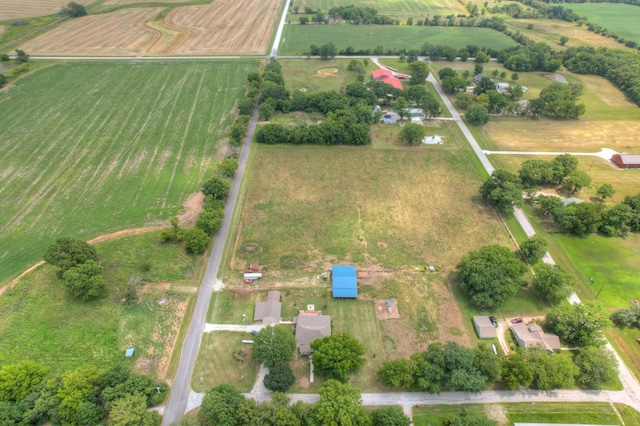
xmin=21 ymin=8 xmax=162 ymax=56
xmin=569 ymin=3 xmax=640 ymax=44
xmin=506 ymin=19 xmax=627 ymax=50
xmin=21 ymin=0 xmax=282 ymax=55
xmin=0 ymin=60 xmax=257 ymax=285
xmin=232 ymin=142 xmax=510 ymax=272
xmin=293 ymin=0 xmax=465 ymax=17
xmin=0 ymin=0 xmax=89 ymax=20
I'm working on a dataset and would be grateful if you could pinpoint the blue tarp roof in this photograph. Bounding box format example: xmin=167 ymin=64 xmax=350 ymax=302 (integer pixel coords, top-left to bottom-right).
xmin=332 ymin=265 xmax=357 ymax=298
xmin=125 ymin=348 xmax=134 ymax=357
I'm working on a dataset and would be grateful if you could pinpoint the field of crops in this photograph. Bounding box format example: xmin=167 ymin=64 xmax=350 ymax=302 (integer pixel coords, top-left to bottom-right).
xmin=292 ymin=0 xmax=465 ymax=17
xmin=0 ymin=60 xmax=257 ymax=285
xmin=0 ymin=0 xmax=89 ymax=20
xmin=279 ymin=25 xmax=517 ymax=55
xmin=568 ymin=3 xmax=640 ymax=44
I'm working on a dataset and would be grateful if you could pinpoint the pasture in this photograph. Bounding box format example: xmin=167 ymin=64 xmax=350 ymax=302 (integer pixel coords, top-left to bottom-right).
xmin=21 ymin=0 xmax=282 ymax=56
xmin=0 ymin=231 xmax=197 ymax=376
xmin=0 ymin=60 xmax=257 ymax=285
xmin=279 ymin=25 xmax=517 ymax=55
xmin=569 ymin=3 xmax=640 ymax=44
xmin=0 ymin=0 xmax=89 ymax=20
xmin=291 ymin=0 xmax=465 ymax=18
xmin=281 ymin=58 xmax=377 ymax=94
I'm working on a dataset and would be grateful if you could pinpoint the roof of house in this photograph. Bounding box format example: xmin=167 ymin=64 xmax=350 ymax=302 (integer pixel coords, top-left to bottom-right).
xmin=372 ymin=68 xmax=404 ymax=90
xmin=254 ymin=299 xmax=282 ymax=324
xmin=267 ymin=290 xmax=281 ymax=301
xmin=332 ymin=265 xmax=357 ymax=298
xmin=472 ymin=316 xmax=496 ymax=339
xmin=294 ymin=314 xmax=331 ymax=354
xmin=473 ymin=73 xmax=485 ymax=82
xmin=512 ymin=323 xmax=560 ymax=351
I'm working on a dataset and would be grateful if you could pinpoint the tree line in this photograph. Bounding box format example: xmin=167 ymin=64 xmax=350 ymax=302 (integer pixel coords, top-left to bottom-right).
xmin=0 ymin=362 xmax=166 ymax=425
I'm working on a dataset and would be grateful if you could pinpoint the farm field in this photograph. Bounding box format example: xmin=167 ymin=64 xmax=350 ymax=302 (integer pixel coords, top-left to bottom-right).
xmin=506 ymin=18 xmax=629 ymax=50
xmin=413 ymin=402 xmax=635 ymax=425
xmin=291 ymin=0 xmax=465 ymax=17
xmin=569 ymin=3 xmax=640 ymax=44
xmin=102 ymin=0 xmax=192 ymax=5
xmin=21 ymin=0 xmax=282 ymax=56
xmin=279 ymin=25 xmax=517 ymax=55
xmin=0 ymin=231 xmax=198 ymax=376
xmin=0 ymin=0 xmax=89 ymax=20
xmin=0 ymin=60 xmax=257 ymax=285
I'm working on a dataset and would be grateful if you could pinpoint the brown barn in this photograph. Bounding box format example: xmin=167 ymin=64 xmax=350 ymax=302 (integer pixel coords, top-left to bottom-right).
xmin=612 ymin=154 xmax=640 ymax=169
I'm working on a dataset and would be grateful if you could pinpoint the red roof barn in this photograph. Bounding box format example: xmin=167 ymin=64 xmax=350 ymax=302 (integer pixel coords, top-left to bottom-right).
xmin=612 ymin=154 xmax=640 ymax=169
xmin=372 ymin=68 xmax=403 ymax=90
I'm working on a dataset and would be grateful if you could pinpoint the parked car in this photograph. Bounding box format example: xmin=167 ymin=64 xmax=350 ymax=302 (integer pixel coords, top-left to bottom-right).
xmin=489 ymin=316 xmax=498 ymax=327
xmin=511 ymin=317 xmax=523 ymax=324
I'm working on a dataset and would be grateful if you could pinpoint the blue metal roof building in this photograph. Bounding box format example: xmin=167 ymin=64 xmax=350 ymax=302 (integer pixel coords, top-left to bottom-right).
xmin=332 ymin=265 xmax=357 ymax=299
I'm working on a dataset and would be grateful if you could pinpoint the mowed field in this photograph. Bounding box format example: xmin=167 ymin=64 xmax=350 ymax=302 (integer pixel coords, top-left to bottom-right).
xmin=569 ymin=3 xmax=640 ymax=44
xmin=0 ymin=0 xmax=89 ymax=20
xmin=21 ymin=0 xmax=283 ymax=56
xmin=0 ymin=60 xmax=257 ymax=285
xmin=232 ymin=142 xmax=510 ymax=273
xmin=279 ymin=25 xmax=517 ymax=55
xmin=292 ymin=0 xmax=465 ymax=17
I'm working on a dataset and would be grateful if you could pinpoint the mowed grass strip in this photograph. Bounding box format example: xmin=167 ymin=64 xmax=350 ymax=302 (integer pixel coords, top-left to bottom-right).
xmin=0 ymin=231 xmax=197 ymax=374
xmin=232 ymin=143 xmax=510 ymax=271
xmin=0 ymin=60 xmax=257 ymax=285
xmin=279 ymin=25 xmax=516 ymax=55
xmin=569 ymin=3 xmax=640 ymax=44
xmin=294 ymin=0 xmax=465 ymax=17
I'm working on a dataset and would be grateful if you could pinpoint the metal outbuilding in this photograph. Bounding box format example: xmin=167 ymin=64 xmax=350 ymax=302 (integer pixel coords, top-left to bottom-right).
xmin=332 ymin=265 xmax=357 ymax=299
xmin=472 ymin=316 xmax=496 ymax=339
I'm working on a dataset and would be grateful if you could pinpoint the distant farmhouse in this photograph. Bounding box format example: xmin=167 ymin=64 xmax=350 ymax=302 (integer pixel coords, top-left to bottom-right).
xmin=612 ymin=154 xmax=640 ymax=169
xmin=293 ymin=308 xmax=331 ymax=354
xmin=254 ymin=291 xmax=282 ymax=324
xmin=372 ymin=68 xmax=404 ymax=91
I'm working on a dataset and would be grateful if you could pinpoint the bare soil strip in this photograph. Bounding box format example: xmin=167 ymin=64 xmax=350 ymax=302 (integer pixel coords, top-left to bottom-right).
xmin=0 ymin=0 xmax=89 ymax=20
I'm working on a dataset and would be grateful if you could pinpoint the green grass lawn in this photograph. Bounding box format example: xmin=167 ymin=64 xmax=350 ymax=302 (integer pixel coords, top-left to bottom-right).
xmin=191 ymin=331 xmax=259 ymax=393
xmin=413 ymin=402 xmax=626 ymax=425
xmin=281 ymin=58 xmax=377 ymax=94
xmin=569 ymin=3 xmax=640 ymax=44
xmin=0 ymin=231 xmax=197 ymax=376
xmin=0 ymin=60 xmax=257 ymax=285
xmin=292 ymin=0 xmax=464 ymax=18
xmin=280 ymin=25 xmax=517 ymax=55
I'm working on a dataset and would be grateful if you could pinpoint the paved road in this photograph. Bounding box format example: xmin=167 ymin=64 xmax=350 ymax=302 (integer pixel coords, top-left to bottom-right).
xmin=203 ymin=323 xmax=267 ymax=333
xmin=484 ymin=147 xmax=617 ymax=160
xmin=161 ymin=101 xmax=260 ymax=425
xmin=271 ymin=0 xmax=290 ymax=56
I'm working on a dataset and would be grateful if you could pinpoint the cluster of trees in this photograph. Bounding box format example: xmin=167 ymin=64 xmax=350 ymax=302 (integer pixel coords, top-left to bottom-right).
xmin=198 ymin=382 xmax=411 ymax=426
xmin=378 ymin=342 xmax=500 ymax=393
xmin=538 ymin=191 xmax=640 ymax=237
xmin=327 ymin=5 xmax=397 ymax=24
xmin=252 ymin=326 xmax=296 ymax=392
xmin=61 ymin=2 xmax=87 ymax=17
xmin=44 ymin=237 xmax=105 ymax=301
xmin=611 ymin=304 xmax=640 ymax=329
xmin=528 ymin=82 xmax=586 ymax=118
xmin=0 ymin=362 xmax=167 ymax=425
xmin=308 ymin=43 xmax=337 ymax=59
xmin=306 ymin=42 xmax=501 ymax=60
xmin=310 ymin=333 xmax=367 ymax=382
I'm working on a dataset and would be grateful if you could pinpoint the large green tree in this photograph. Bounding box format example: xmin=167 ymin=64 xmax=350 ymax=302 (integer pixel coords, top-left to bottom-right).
xmin=57 ymin=365 xmax=103 ymax=425
xmin=44 ymin=236 xmax=99 ymax=278
xmin=533 ymin=263 xmax=575 ymax=305
xmin=253 ymin=325 xmax=296 ymax=368
xmin=371 ymin=406 xmax=411 ymax=426
xmin=465 ymin=103 xmax=490 ymax=126
xmin=501 ymin=349 xmax=532 ymax=390
xmin=109 ymin=392 xmax=159 ymax=426
xmin=62 ymin=259 xmax=105 ymax=301
xmin=0 ymin=362 xmax=49 ymax=403
xmin=408 ymin=61 xmax=429 ymax=84
xmin=315 ymin=380 xmax=371 ymax=426
xmin=457 ymin=245 xmax=527 ymax=309
xmin=399 ymin=123 xmax=426 ymax=145
xmin=519 ymin=235 xmax=547 ymax=265
xmin=525 ymin=346 xmax=577 ymax=390
xmin=263 ymin=365 xmax=295 ymax=392
xmin=202 ymin=177 xmax=230 ymax=200
xmin=479 ymin=169 xmax=523 ymax=214
xmin=199 ymin=384 xmax=245 ymax=426
xmin=310 ymin=333 xmax=366 ymax=383
xmin=378 ymin=358 xmax=416 ymax=388
xmin=574 ymin=346 xmax=619 ymax=389
xmin=545 ymin=301 xmax=608 ymax=347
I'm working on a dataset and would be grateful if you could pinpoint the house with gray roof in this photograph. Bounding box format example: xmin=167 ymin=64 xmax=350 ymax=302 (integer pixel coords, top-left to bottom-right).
xmin=293 ymin=311 xmax=331 ymax=355
xmin=512 ymin=323 xmax=560 ymax=352
xmin=254 ymin=291 xmax=282 ymax=324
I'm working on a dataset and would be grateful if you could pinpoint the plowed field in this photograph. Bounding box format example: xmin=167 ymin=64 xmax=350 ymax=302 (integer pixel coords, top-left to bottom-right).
xmin=0 ymin=0 xmax=89 ymax=20
xmin=103 ymin=0 xmax=190 ymax=5
xmin=21 ymin=0 xmax=282 ymax=56
xmin=21 ymin=8 xmax=162 ymax=56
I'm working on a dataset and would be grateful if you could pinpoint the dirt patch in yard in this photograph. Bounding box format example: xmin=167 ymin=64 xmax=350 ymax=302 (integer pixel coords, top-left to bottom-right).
xmin=375 ymin=298 xmax=400 ymax=319
xmin=177 ymin=191 xmax=204 ymax=228
xmin=438 ymin=279 xmax=471 ymax=347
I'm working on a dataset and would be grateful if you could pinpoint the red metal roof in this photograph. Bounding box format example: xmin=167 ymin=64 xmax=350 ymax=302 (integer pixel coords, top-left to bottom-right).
xmin=372 ymin=68 xmax=403 ymax=90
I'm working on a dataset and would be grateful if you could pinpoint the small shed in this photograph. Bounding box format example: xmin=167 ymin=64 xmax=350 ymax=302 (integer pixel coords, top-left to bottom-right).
xmin=409 ymin=108 xmax=423 ymax=117
xmin=332 ymin=265 xmax=357 ymax=299
xmin=496 ymin=82 xmax=510 ymax=92
xmin=125 ymin=348 xmax=135 ymax=358
xmin=383 ymin=117 xmax=397 ymax=124
xmin=472 ymin=316 xmax=496 ymax=339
